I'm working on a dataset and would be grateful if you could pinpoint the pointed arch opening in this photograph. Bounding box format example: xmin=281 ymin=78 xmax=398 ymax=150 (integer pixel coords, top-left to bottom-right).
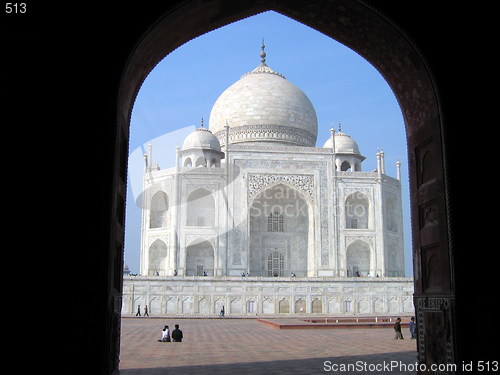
xmin=148 ymin=239 xmax=168 ymax=276
xmin=340 ymin=161 xmax=352 ymax=171
xmin=186 ymin=240 xmax=214 ymax=276
xmin=346 ymin=240 xmax=371 ymax=277
xmin=150 ymin=191 xmax=169 ymax=228
xmin=249 ymin=183 xmax=312 ymax=277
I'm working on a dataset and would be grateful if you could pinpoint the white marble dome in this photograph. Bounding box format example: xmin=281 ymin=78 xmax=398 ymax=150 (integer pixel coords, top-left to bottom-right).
xmin=182 ymin=126 xmax=221 ymax=151
xmin=209 ymin=49 xmax=318 ymax=147
xmin=323 ymin=131 xmax=361 ymax=154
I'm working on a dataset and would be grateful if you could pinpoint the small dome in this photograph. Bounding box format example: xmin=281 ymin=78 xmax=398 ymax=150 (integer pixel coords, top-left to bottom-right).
xmin=323 ymin=131 xmax=361 ymax=154
xmin=182 ymin=126 xmax=221 ymax=151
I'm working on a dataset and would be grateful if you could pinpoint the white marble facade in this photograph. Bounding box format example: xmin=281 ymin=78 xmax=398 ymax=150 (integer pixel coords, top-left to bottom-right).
xmin=123 ymin=44 xmax=412 ymax=316
xmin=122 ymin=276 xmax=414 ymax=316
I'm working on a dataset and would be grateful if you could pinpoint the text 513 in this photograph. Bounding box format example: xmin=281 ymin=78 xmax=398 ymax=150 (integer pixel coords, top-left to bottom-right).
xmin=5 ymin=3 xmax=27 ymax=13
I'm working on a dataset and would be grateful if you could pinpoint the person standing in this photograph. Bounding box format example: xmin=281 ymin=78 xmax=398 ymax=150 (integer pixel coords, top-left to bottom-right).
xmin=144 ymin=305 xmax=149 ymax=316
xmin=135 ymin=305 xmax=141 ymax=316
xmin=394 ymin=317 xmax=404 ymax=339
xmin=171 ymin=324 xmax=183 ymax=342
xmin=409 ymin=317 xmax=417 ymax=339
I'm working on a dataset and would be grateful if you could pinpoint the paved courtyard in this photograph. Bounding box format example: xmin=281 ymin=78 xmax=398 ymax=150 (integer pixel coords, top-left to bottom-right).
xmin=119 ymin=317 xmax=417 ymax=374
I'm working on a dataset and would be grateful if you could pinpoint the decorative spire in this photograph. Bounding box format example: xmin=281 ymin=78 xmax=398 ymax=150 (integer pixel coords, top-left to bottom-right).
xmin=242 ymin=39 xmax=286 ymax=79
xmin=338 ymin=121 xmax=342 ymax=133
xmin=200 ymin=117 xmax=204 ymax=128
xmin=260 ymin=39 xmax=267 ymax=66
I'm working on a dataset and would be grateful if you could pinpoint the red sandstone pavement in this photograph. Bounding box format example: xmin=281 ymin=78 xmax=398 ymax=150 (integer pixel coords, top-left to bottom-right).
xmin=119 ymin=317 xmax=417 ymax=374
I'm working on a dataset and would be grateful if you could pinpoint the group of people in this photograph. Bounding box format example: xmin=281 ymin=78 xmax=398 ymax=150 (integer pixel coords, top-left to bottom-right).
xmin=393 ymin=316 xmax=417 ymax=339
xmin=158 ymin=324 xmax=183 ymax=342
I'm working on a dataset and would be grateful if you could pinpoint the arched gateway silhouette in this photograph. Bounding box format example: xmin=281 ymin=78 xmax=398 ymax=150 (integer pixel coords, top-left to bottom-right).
xmin=42 ymin=1 xmax=488 ymax=373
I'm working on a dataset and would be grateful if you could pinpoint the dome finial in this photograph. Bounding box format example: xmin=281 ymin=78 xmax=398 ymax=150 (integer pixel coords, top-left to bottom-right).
xmin=260 ymin=38 xmax=267 ymax=66
xmin=200 ymin=117 xmax=205 ymax=128
xmin=338 ymin=121 xmax=342 ymax=133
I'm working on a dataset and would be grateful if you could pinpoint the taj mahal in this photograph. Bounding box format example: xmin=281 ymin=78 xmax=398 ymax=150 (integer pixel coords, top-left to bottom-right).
xmin=122 ymin=43 xmax=414 ymax=316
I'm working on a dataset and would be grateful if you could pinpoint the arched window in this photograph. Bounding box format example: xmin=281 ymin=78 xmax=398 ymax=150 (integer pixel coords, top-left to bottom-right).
xmin=279 ymin=298 xmax=290 ymax=313
xmin=184 ymin=157 xmax=192 ymax=167
xmin=267 ymin=212 xmax=284 ymax=232
xmin=195 ymin=156 xmax=207 ymax=167
xmin=345 ymin=192 xmax=369 ymax=229
xmin=267 ymin=251 xmax=285 ymax=277
xmin=312 ymin=298 xmax=323 ymax=313
xmin=295 ymin=298 xmax=306 ymax=314
xmin=150 ymin=191 xmax=168 ymax=228
xmin=186 ymin=188 xmax=215 ymax=226
xmin=341 ymin=160 xmax=351 ymax=171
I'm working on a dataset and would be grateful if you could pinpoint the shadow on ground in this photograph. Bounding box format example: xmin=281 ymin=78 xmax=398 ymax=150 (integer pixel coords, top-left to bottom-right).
xmin=120 ymin=351 xmax=418 ymax=374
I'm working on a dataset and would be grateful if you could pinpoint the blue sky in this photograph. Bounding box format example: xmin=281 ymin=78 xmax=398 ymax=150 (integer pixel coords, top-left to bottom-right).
xmin=125 ymin=11 xmax=412 ymax=276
